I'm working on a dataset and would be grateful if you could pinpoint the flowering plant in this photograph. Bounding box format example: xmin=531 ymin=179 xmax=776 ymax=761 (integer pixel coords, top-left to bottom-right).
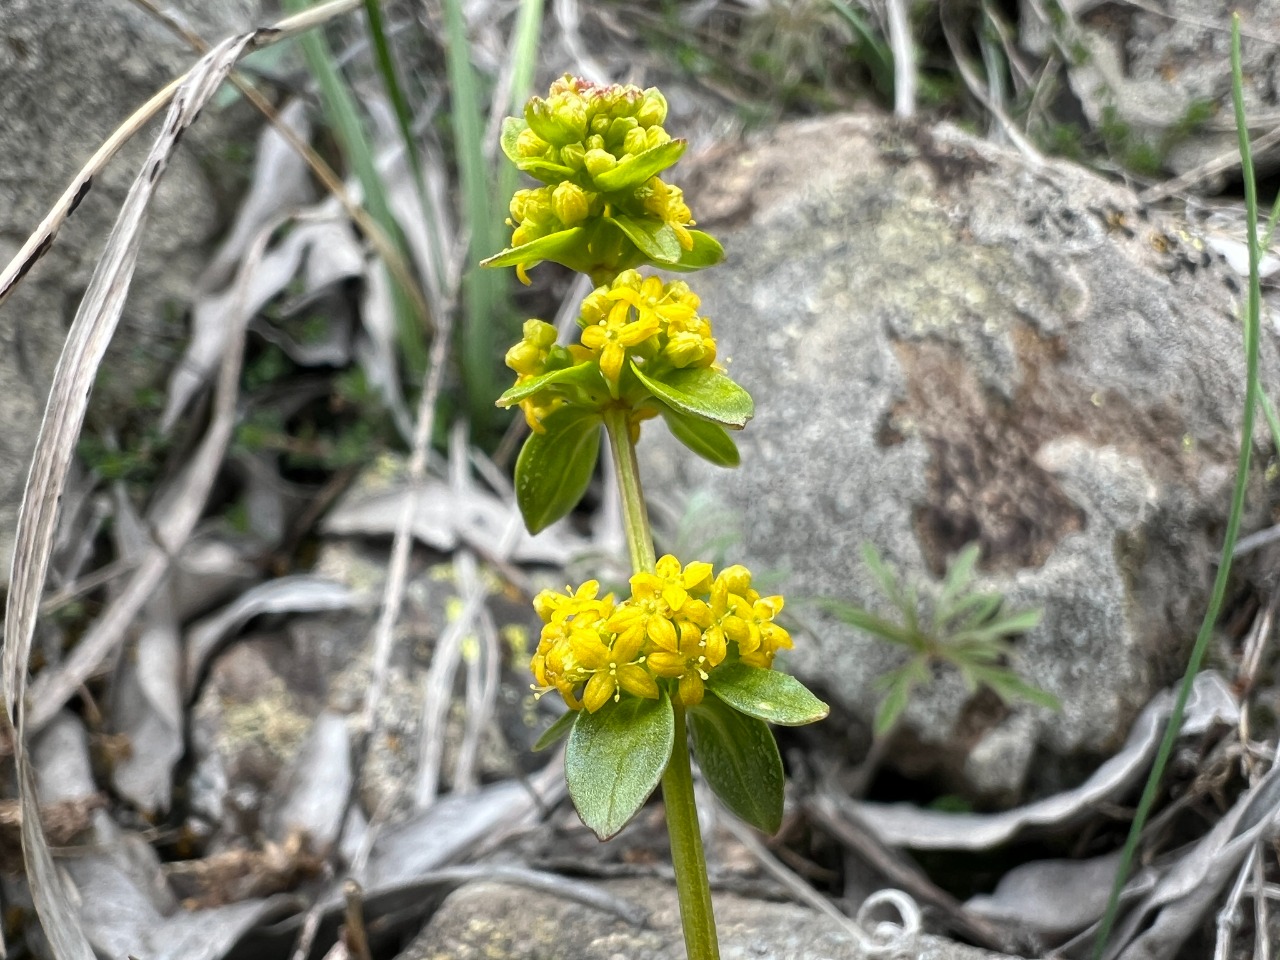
xmin=484 ymin=76 xmax=827 ymax=960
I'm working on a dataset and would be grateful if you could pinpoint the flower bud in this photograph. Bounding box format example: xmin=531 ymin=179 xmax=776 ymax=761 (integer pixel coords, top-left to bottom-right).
xmin=552 ymin=181 xmax=590 ymax=226
xmin=645 ymin=126 xmax=672 ymax=150
xmin=718 ymin=565 xmax=753 ymax=597
xmin=522 ymin=318 xmax=558 ymax=349
xmin=559 ymin=142 xmax=585 ymax=170
xmin=664 ymin=331 xmax=714 ymax=368
xmin=525 ymin=96 xmax=583 ymax=147
xmin=606 ymin=116 xmax=638 ymax=149
xmin=590 ymin=113 xmax=612 ymax=137
xmin=637 ymin=88 xmax=668 ymax=127
xmin=580 ymin=288 xmax=610 ymax=325
xmin=623 ymin=126 xmax=649 ymax=157
xmin=505 ymin=340 xmax=544 ymax=376
xmin=610 ymin=269 xmax=642 ymax=296
xmin=516 ymin=126 xmax=547 ymax=158
xmin=583 ymin=148 xmax=617 ymax=179
xmin=548 ymin=93 xmax=587 ymax=141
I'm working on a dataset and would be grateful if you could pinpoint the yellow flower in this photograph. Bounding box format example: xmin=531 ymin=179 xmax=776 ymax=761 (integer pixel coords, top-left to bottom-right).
xmin=607 ymin=274 xmax=697 ymax=330
xmin=533 ymin=580 xmax=613 ymax=624
xmin=572 ymin=627 xmax=659 ymax=712
xmin=580 ymin=296 xmax=660 ymax=386
xmin=527 ymin=560 xmax=794 ymax=714
xmin=647 ymin=618 xmax=714 ymax=706
xmin=605 ymin=578 xmax=678 ymax=652
xmin=637 ymin=176 xmax=696 ymax=250
xmin=634 ymin=554 xmax=713 ymax=613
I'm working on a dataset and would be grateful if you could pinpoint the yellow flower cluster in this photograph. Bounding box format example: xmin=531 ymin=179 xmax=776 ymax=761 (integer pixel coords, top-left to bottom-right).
xmin=580 ymin=270 xmax=716 ymax=383
xmin=505 ymin=75 xmax=696 ymax=267
xmin=502 ymin=270 xmax=718 ymax=434
xmin=531 ymin=557 xmax=793 ymax=713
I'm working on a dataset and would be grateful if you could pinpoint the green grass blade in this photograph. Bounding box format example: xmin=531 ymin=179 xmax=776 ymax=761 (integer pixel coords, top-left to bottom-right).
xmin=498 ymin=0 xmax=546 ymax=220
xmin=1261 ymin=393 xmax=1280 ymax=458
xmin=442 ymin=0 xmax=511 ymax=432
xmin=360 ymin=0 xmax=448 ymax=311
xmin=286 ymin=0 xmax=428 ymax=378
xmin=1093 ymin=15 xmax=1263 ymax=958
xmin=362 ymin=0 xmax=422 ymax=194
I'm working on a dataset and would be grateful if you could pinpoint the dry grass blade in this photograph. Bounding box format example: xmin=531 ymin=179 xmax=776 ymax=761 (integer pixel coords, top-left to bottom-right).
xmin=0 ymin=0 xmax=362 ymax=312
xmin=0 ymin=34 xmax=255 ymax=960
xmin=938 ymin=0 xmax=1042 ymax=163
xmin=25 ymin=204 xmax=292 ymax=735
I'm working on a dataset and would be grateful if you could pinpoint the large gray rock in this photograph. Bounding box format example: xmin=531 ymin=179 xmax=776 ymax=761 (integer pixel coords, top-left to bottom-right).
xmin=642 ymin=113 xmax=1275 ymax=801
xmin=395 ymin=878 xmax=1023 ymax=960
xmin=0 ymin=0 xmax=260 ymax=580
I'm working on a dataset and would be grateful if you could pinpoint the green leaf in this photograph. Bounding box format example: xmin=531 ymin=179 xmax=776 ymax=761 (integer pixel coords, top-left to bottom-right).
xmin=630 ymin=364 xmax=754 ymax=429
xmin=965 ymin=663 xmax=1061 ymax=711
xmin=707 ymin=663 xmax=828 ymax=726
xmin=946 ymin=590 xmax=1003 ymax=629
xmin=609 ymin=214 xmax=681 ymax=264
xmin=566 ymin=692 xmax=675 ymax=839
xmin=861 ymin=543 xmax=908 ymax=615
xmin=480 ymin=227 xmax=587 ymax=270
xmin=937 ymin=544 xmax=980 ymax=615
xmin=660 ymin=408 xmax=740 ymax=467
xmin=814 ymin=598 xmax=918 ymax=649
xmin=518 ymin=159 xmax=579 ymax=184
xmin=593 ymin=139 xmax=687 ymax=192
xmin=688 ymin=694 xmax=784 ymax=834
xmin=514 ymin=408 xmax=601 ymax=533
xmin=533 ymin=709 xmax=577 ymax=751
xmin=500 ymin=116 xmax=529 ymax=164
xmin=874 ymin=669 xmax=915 ymax=735
xmin=496 ymin=362 xmax=605 ymax=407
xmin=954 ymin=608 xmax=1043 ymax=645
xmin=665 ymin=230 xmax=726 ymax=272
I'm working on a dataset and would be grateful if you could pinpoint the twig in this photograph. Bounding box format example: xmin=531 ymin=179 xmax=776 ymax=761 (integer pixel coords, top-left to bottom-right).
xmin=1231 ymin=521 xmax=1280 ymax=559
xmin=1236 ymin=593 xmax=1276 ymax=727
xmin=1215 ymin=844 xmax=1257 ymax=960
xmin=719 ymin=813 xmax=911 ymax=954
xmin=289 ymin=898 xmax=326 ymax=960
xmin=37 ymin=556 xmax=137 ymax=616
xmin=938 ymin=0 xmax=1042 ymax=163
xmin=1254 ymin=848 xmax=1271 ymax=960
xmin=805 ymin=792 xmax=1022 ymax=953
xmin=415 ymin=549 xmax=487 ymax=808
xmin=342 ymin=879 xmax=373 ymax=960
xmin=1142 ymin=122 xmax=1280 ymax=204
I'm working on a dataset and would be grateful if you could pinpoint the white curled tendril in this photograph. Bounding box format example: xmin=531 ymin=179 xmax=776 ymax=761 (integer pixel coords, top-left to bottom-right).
xmin=850 ymin=889 xmax=922 ymax=959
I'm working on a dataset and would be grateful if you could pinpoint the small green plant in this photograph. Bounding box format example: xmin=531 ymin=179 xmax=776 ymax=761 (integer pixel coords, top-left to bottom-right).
xmin=483 ymin=76 xmax=827 ymax=960
xmin=822 ymin=543 xmax=1058 ymax=735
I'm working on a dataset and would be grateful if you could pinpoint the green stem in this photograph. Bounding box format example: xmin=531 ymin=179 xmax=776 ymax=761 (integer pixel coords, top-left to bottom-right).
xmin=601 ymin=407 xmax=718 ymax=959
xmin=603 ymin=406 xmax=657 ymax=574
xmin=662 ymin=703 xmax=721 ymax=960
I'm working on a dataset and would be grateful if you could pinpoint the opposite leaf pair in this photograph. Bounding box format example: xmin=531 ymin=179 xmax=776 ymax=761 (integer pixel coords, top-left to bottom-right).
xmin=541 ymin=663 xmax=826 ymax=839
